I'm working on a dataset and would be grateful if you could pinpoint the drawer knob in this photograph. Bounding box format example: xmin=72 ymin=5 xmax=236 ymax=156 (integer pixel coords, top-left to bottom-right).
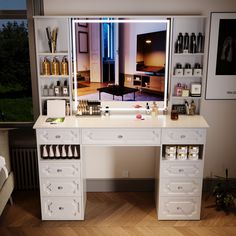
xmin=58 ymin=206 xmax=64 ymax=210
xmin=58 ymin=186 xmax=63 ymax=190
xmin=57 ymin=169 xmax=62 ymax=173
xmin=176 ymin=206 xmax=182 ymax=211
xmin=117 ymin=135 xmax=123 ymax=139
xmin=178 ymin=168 xmax=184 ymax=172
xmin=55 ymin=135 xmax=61 ymax=139
xmin=177 ymin=186 xmax=183 ymax=190
xmin=180 ymin=135 xmax=186 ymax=139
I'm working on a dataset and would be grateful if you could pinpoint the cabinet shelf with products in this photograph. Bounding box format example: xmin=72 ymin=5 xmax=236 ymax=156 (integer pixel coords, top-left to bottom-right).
xmin=169 ymin=16 xmax=206 ymax=115
xmin=34 ymin=17 xmax=73 ymax=115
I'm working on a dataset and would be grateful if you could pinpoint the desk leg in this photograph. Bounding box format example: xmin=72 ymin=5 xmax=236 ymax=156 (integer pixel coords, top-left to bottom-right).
xmin=99 ymin=92 xmax=101 ymax=100
xmin=134 ymin=92 xmax=136 ymax=101
xmin=122 ymin=95 xmax=123 ymax=101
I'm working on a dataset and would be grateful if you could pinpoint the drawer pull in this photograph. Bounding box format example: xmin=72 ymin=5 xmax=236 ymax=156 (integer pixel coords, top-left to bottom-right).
xmin=117 ymin=135 xmax=123 ymax=139
xmin=178 ymin=168 xmax=184 ymax=172
xmin=55 ymin=135 xmax=61 ymax=139
xmin=58 ymin=206 xmax=64 ymax=210
xmin=177 ymin=186 xmax=183 ymax=190
xmin=176 ymin=206 xmax=182 ymax=211
xmin=57 ymin=169 xmax=62 ymax=173
xmin=180 ymin=135 xmax=186 ymax=139
xmin=58 ymin=186 xmax=63 ymax=190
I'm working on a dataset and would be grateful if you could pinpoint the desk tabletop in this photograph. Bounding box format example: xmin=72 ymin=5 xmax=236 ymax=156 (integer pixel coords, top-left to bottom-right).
xmin=33 ymin=114 xmax=209 ymax=129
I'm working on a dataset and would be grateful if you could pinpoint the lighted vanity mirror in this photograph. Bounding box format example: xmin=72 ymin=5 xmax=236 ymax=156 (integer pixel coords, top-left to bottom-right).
xmin=72 ymin=17 xmax=170 ymax=110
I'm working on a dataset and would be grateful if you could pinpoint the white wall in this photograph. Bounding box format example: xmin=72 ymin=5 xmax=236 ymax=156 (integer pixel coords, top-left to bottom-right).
xmin=44 ymin=0 xmax=236 ymax=179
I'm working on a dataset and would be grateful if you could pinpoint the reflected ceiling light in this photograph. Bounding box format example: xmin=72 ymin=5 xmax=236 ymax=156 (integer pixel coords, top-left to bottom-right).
xmin=145 ymin=39 xmax=152 ymax=44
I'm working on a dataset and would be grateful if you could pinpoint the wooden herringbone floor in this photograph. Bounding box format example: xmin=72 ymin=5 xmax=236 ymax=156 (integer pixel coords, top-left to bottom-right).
xmin=0 ymin=191 xmax=236 ymax=236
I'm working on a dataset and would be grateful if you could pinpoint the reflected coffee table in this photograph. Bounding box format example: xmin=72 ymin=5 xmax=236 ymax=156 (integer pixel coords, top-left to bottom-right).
xmin=97 ymin=85 xmax=139 ymax=101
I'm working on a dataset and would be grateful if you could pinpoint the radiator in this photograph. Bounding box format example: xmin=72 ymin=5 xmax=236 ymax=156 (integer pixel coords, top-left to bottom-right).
xmin=11 ymin=148 xmax=39 ymax=190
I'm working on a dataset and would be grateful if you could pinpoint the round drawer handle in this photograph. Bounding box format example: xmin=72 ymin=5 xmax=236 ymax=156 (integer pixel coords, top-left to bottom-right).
xmin=178 ymin=169 xmax=184 ymax=172
xmin=57 ymin=169 xmax=62 ymax=173
xmin=177 ymin=186 xmax=183 ymax=190
xmin=176 ymin=206 xmax=182 ymax=211
xmin=180 ymin=135 xmax=186 ymax=139
xmin=55 ymin=135 xmax=61 ymax=139
xmin=58 ymin=186 xmax=63 ymax=190
xmin=58 ymin=207 xmax=64 ymax=210
xmin=117 ymin=135 xmax=123 ymax=139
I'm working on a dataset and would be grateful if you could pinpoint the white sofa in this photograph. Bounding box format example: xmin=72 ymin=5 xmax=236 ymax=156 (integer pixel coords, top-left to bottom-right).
xmin=0 ymin=129 xmax=14 ymax=216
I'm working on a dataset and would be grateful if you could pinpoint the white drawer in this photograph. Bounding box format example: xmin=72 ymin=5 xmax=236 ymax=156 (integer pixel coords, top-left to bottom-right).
xmin=41 ymin=178 xmax=81 ymax=196
xmin=82 ymin=128 xmax=161 ymax=145
xmin=41 ymin=197 xmax=83 ymax=220
xmin=162 ymin=129 xmax=206 ymax=144
xmin=160 ymin=161 xmax=203 ymax=178
xmin=158 ymin=196 xmax=201 ymax=220
xmin=40 ymin=162 xmax=80 ymax=178
xmin=159 ymin=178 xmax=202 ymax=196
xmin=37 ymin=129 xmax=80 ymax=144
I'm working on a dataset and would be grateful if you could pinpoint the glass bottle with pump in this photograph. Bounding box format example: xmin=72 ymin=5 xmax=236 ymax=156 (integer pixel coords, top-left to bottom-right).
xmin=51 ymin=57 xmax=60 ymax=75
xmin=61 ymin=56 xmax=69 ymax=75
xmin=42 ymin=57 xmax=51 ymax=75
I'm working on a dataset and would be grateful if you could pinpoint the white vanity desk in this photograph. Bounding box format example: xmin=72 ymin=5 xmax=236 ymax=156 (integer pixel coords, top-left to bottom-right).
xmin=34 ymin=115 xmax=208 ymax=221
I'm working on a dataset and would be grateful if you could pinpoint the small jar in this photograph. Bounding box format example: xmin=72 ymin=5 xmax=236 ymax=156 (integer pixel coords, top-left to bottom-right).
xmin=171 ymin=109 xmax=178 ymax=120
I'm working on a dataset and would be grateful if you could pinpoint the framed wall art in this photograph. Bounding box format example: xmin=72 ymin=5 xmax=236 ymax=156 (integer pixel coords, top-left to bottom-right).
xmin=206 ymin=12 xmax=236 ymax=99
xmin=78 ymin=31 xmax=88 ymax=53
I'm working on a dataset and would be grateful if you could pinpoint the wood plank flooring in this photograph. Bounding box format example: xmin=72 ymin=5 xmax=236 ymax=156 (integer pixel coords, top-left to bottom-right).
xmin=0 ymin=191 xmax=236 ymax=236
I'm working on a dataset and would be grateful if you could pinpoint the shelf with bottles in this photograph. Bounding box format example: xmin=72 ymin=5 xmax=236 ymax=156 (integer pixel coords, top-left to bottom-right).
xmin=40 ymin=144 xmax=80 ymax=160
xmin=39 ymin=55 xmax=70 ymax=77
xmin=162 ymin=144 xmax=203 ymax=161
xmin=40 ymin=78 xmax=70 ymax=98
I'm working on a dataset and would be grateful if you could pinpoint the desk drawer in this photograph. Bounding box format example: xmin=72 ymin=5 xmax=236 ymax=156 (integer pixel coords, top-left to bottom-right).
xmin=162 ymin=129 xmax=206 ymax=144
xmin=41 ymin=197 xmax=83 ymax=220
xmin=41 ymin=178 xmax=81 ymax=196
xmin=40 ymin=162 xmax=81 ymax=178
xmin=160 ymin=161 xmax=203 ymax=178
xmin=37 ymin=129 xmax=80 ymax=144
xmin=82 ymin=128 xmax=161 ymax=145
xmin=158 ymin=196 xmax=201 ymax=220
xmin=159 ymin=178 xmax=202 ymax=196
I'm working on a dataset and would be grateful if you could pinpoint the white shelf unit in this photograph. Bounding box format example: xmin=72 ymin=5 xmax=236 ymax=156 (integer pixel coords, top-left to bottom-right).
xmin=158 ymin=128 xmax=206 ymax=220
xmin=34 ymin=17 xmax=73 ymax=115
xmin=169 ymin=16 xmax=206 ymax=114
xmin=36 ymin=128 xmax=86 ymax=220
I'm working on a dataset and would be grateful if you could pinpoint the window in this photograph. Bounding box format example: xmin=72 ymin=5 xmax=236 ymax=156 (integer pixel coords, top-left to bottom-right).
xmin=0 ymin=0 xmax=33 ymax=122
xmin=102 ymin=19 xmax=115 ymax=60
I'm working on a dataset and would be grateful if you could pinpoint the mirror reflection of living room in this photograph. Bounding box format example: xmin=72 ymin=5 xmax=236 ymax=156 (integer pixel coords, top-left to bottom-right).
xmin=74 ymin=18 xmax=168 ymax=101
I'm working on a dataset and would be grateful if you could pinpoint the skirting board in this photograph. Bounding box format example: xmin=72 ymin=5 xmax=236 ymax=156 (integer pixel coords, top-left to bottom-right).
xmin=86 ymin=178 xmax=236 ymax=192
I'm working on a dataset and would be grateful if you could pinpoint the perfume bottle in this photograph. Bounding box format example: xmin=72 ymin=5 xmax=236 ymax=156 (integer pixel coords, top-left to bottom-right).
xmin=151 ymin=101 xmax=158 ymax=117
xmin=54 ymin=81 xmax=61 ymax=96
xmin=62 ymin=80 xmax=69 ymax=96
xmin=175 ymin=83 xmax=182 ymax=97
